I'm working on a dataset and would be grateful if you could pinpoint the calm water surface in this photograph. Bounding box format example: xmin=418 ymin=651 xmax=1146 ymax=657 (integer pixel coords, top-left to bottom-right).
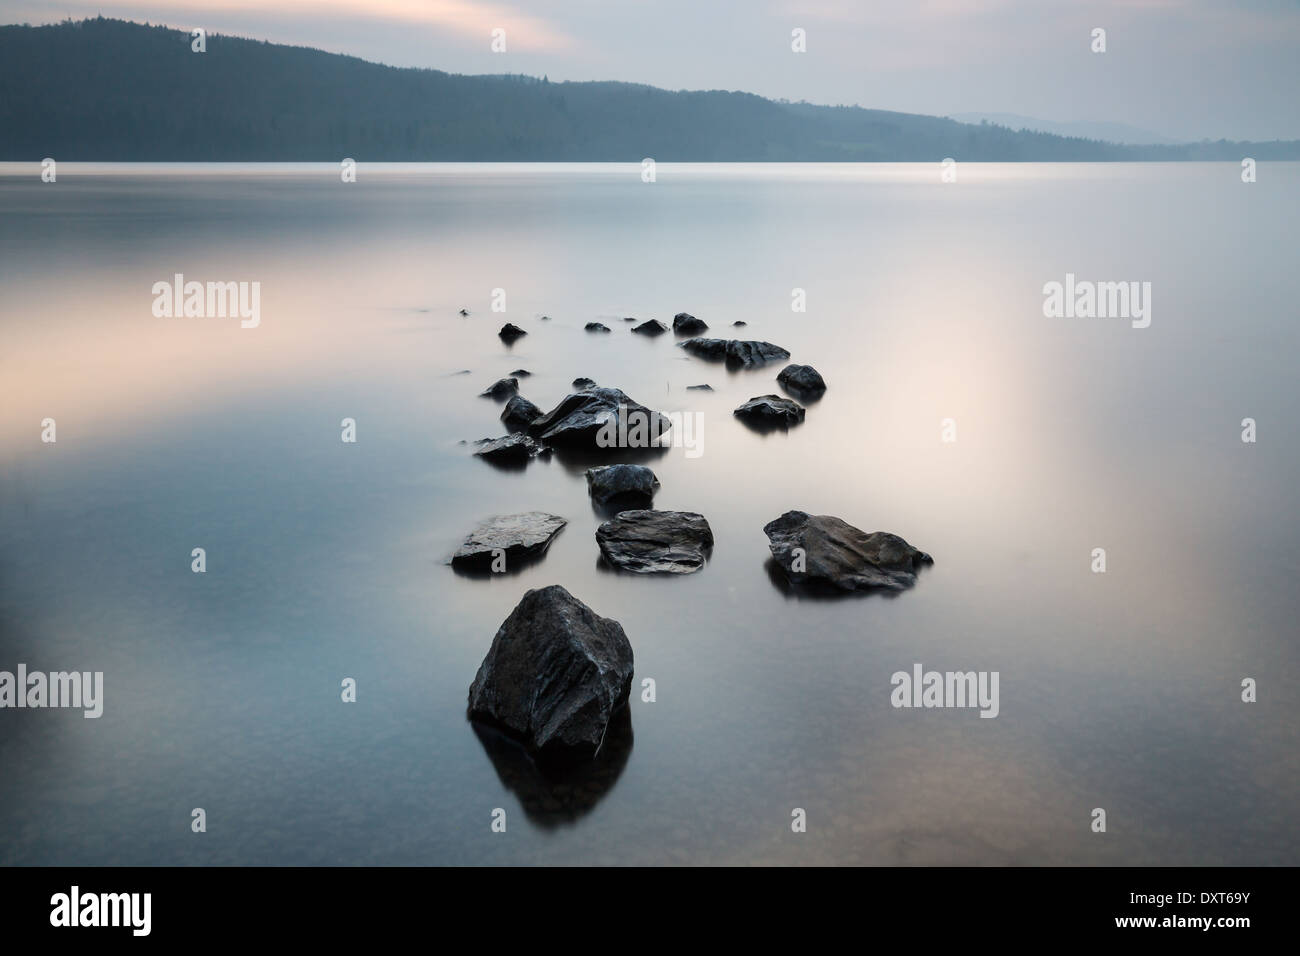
xmin=1 ymin=163 xmax=1297 ymax=864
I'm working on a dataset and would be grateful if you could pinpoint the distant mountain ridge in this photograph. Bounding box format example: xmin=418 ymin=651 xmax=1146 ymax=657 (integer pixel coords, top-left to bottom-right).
xmin=2 ymin=18 xmax=1297 ymax=162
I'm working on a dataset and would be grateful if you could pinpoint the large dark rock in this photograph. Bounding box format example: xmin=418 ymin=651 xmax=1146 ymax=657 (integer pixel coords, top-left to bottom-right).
xmin=499 ymin=323 xmax=527 ymax=342
xmin=596 ymin=510 xmax=714 ymax=574
xmin=467 ymin=585 xmax=634 ymax=759
xmin=678 ymin=338 xmax=791 ymax=368
xmin=734 ymin=394 xmax=806 ymax=428
xmin=473 ymin=433 xmax=550 ymax=464
xmin=776 ymin=364 xmax=827 ymax=397
xmin=528 ymin=387 xmax=671 ymax=450
xmin=763 ymin=511 xmax=933 ymax=591
xmin=672 ymin=312 xmax=709 ymax=335
xmin=631 ymin=319 xmax=668 ymax=336
xmin=501 ymin=395 xmax=543 ymax=431
xmin=452 ymin=513 xmax=567 ymax=569
xmin=481 ymin=377 xmax=519 ymax=399
xmin=586 ymin=464 xmax=659 ymax=509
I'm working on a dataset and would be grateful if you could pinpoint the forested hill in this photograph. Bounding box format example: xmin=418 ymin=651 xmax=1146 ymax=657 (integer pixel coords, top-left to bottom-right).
xmin=2 ymin=18 xmax=1297 ymax=161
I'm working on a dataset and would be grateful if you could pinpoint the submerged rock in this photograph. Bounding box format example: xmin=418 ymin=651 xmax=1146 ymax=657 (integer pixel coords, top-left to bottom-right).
xmin=776 ymin=364 xmax=827 ymax=396
xmin=585 ymin=322 xmax=612 ymax=333
xmin=481 ymin=377 xmax=519 ymax=399
xmin=763 ymin=511 xmax=933 ymax=591
xmin=734 ymin=394 xmax=806 ymax=427
xmin=686 ymin=384 xmax=713 ymax=391
xmin=473 ymin=433 xmax=550 ymax=464
xmin=452 ymin=513 xmax=566 ymax=569
xmin=586 ymin=464 xmax=659 ymax=509
xmin=528 ymin=387 xmax=670 ymax=450
xmin=622 ymin=316 xmax=638 ymax=323
xmin=596 ymin=510 xmax=714 ymax=574
xmin=571 ymin=376 xmax=597 ymax=389
xmin=732 ymin=320 xmax=748 ymax=327
xmin=499 ymin=323 xmax=527 ymax=342
xmin=678 ymin=338 xmax=791 ymax=368
xmin=673 ymin=312 xmax=709 ymax=335
xmin=631 ymin=319 xmax=668 ymax=336
xmin=501 ymin=395 xmax=543 ymax=431
xmin=510 ymin=368 xmax=532 ymax=377
xmin=467 ymin=585 xmax=634 ymax=759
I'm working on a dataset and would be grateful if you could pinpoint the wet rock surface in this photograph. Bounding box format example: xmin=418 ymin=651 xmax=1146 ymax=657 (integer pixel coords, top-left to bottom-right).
xmin=776 ymin=364 xmax=827 ymax=397
xmin=763 ymin=510 xmax=933 ymax=592
xmin=500 ymin=395 xmax=543 ymax=431
xmin=734 ymin=394 xmax=806 ymax=428
xmin=672 ymin=312 xmax=709 ymax=335
xmin=467 ymin=585 xmax=634 ymax=759
xmin=451 ymin=513 xmax=567 ymax=569
xmin=678 ymin=338 xmax=791 ymax=368
xmin=481 ymin=377 xmax=519 ymax=399
xmin=498 ymin=323 xmax=527 ymax=342
xmin=596 ymin=509 xmax=714 ymax=574
xmin=528 ymin=386 xmax=670 ymax=450
xmin=585 ymin=464 xmax=659 ymax=510
xmin=631 ymin=319 xmax=668 ymax=336
xmin=473 ymin=433 xmax=551 ymax=464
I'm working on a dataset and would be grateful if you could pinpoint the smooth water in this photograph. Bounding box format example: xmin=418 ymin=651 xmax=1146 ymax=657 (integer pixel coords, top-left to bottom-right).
xmin=1 ymin=163 xmax=1297 ymax=865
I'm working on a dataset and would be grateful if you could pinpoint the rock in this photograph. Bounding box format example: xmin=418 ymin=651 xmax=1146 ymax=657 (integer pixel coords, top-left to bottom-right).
xmin=622 ymin=316 xmax=637 ymax=322
xmin=673 ymin=312 xmax=709 ymax=335
xmin=473 ymin=433 xmax=550 ymax=464
xmin=596 ymin=510 xmax=714 ymax=574
xmin=540 ymin=315 xmax=552 ymax=321
xmin=732 ymin=320 xmax=747 ymax=327
xmin=763 ymin=511 xmax=933 ymax=591
xmin=510 ymin=368 xmax=532 ymax=377
xmin=459 ymin=308 xmax=469 ymax=316
xmin=686 ymin=384 xmax=713 ymax=391
xmin=499 ymin=323 xmax=527 ymax=342
xmin=585 ymin=322 xmax=611 ymax=333
xmin=777 ymin=364 xmax=827 ymax=396
xmin=481 ymin=377 xmax=519 ymax=399
xmin=678 ymin=338 xmax=791 ymax=368
xmin=631 ymin=319 xmax=668 ymax=336
xmin=452 ymin=513 xmax=567 ymax=570
xmin=572 ymin=377 xmax=597 ymax=389
xmin=585 ymin=464 xmax=659 ymax=509
xmin=528 ymin=387 xmax=671 ymax=450
xmin=467 ymin=585 xmax=634 ymax=759
xmin=734 ymin=394 xmax=806 ymax=427
xmin=501 ymin=395 xmax=543 ymax=431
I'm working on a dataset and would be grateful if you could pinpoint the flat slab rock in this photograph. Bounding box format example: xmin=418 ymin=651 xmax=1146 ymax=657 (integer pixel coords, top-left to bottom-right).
xmin=677 ymin=338 xmax=791 ymax=368
xmin=473 ymin=433 xmax=550 ymax=464
xmin=452 ymin=512 xmax=566 ymax=569
xmin=585 ymin=464 xmax=659 ymax=507
xmin=528 ymin=386 xmax=670 ymax=449
xmin=763 ymin=510 xmax=933 ymax=591
xmin=734 ymin=394 xmax=806 ymax=427
xmin=596 ymin=509 xmax=714 ymax=574
xmin=467 ymin=585 xmax=633 ymax=758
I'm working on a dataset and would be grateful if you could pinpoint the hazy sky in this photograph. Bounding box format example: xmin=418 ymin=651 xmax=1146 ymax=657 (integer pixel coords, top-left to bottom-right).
xmin=5 ymin=0 xmax=1298 ymax=141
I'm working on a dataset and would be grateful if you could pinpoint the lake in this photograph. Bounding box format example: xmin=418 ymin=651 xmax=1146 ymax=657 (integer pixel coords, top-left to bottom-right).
xmin=1 ymin=162 xmax=1297 ymax=865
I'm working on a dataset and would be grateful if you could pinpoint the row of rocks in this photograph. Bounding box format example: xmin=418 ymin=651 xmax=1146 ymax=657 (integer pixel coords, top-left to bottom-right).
xmin=453 ymin=506 xmax=931 ymax=590
xmin=465 ymin=509 xmax=933 ymax=760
